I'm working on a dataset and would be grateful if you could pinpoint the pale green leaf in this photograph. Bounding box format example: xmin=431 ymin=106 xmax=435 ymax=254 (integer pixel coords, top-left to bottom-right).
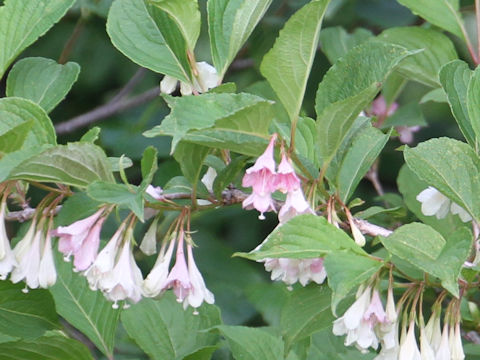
xmin=380 ymin=224 xmax=471 ymax=296
xmin=377 ymin=27 xmax=457 ymax=87
xmin=107 ymin=0 xmax=191 ymax=82
xmin=0 ymin=0 xmax=75 ymax=80
xmin=173 ymin=142 xmax=210 ymax=187
xmin=261 ymin=0 xmax=330 ymax=121
xmin=149 ymin=0 xmax=200 ymax=51
xmin=337 ymin=125 xmax=390 ymax=202
xmin=216 ymin=325 xmax=284 ymax=360
xmin=121 ymin=294 xmax=221 ymax=360
xmin=0 ymin=334 xmax=94 ymax=360
xmin=281 ymin=286 xmax=334 ymax=350
xmin=316 ymin=42 xmax=414 ymax=162
xmin=320 ymin=26 xmax=373 ymax=64
xmin=208 ymin=0 xmax=272 ymax=77
xmin=140 ymin=146 xmax=158 ymax=189
xmin=467 ymin=64 xmax=480 ymax=146
xmin=235 ymin=215 xmax=364 ymax=261
xmin=0 ymin=282 xmax=59 ymax=340
xmin=397 ymin=0 xmax=464 ymax=39
xmin=49 ymin=256 xmax=121 ymax=358
xmin=324 ymin=251 xmax=383 ymax=314
xmin=440 ymin=60 xmax=475 ymax=145
xmin=404 ymin=137 xmax=480 ymax=222
xmin=9 ymin=143 xmax=114 ymax=188
xmin=420 ymin=88 xmax=448 ymax=104
xmin=6 ymin=57 xmax=80 ymax=113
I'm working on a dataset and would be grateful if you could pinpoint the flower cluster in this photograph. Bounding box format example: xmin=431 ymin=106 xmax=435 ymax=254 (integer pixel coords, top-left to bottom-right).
xmin=160 ymin=61 xmax=219 ymax=96
xmin=416 ymin=187 xmax=472 ymax=222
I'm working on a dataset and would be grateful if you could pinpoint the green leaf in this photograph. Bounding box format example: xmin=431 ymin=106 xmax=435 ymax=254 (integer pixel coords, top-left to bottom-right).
xmin=404 ymin=137 xmax=480 ymax=222
xmin=0 ymin=146 xmax=52 ymax=183
xmin=208 ymin=0 xmax=272 ymax=77
xmin=87 ymin=182 xmax=144 ymax=221
xmin=336 ymin=125 xmax=390 ymax=202
xmin=107 ymin=0 xmax=191 ymax=82
xmin=121 ymin=295 xmax=222 ymax=360
xmin=0 ymin=281 xmax=59 ymax=339
xmin=0 ymin=97 xmax=56 ymax=153
xmin=0 ymin=0 xmax=75 ymax=80
xmin=235 ymin=215 xmax=364 ymax=261
xmin=396 ymin=0 xmax=464 ymax=39
xmin=377 ymin=27 xmax=457 ymax=87
xmin=381 ymin=102 xmax=427 ymax=128
xmin=260 ymin=0 xmax=329 ymax=122
xmin=315 ymin=42 xmax=414 ymax=163
xmin=216 ymin=325 xmax=284 ymax=360
xmin=0 ymin=334 xmax=94 ymax=360
xmin=319 ymin=26 xmax=373 ymax=64
xmin=108 ymin=156 xmax=133 ymax=172
xmin=6 ymin=57 xmax=80 ymax=113
xmin=144 ymin=93 xmax=272 ymax=152
xmin=213 ymin=156 xmax=247 ymax=199
xmin=49 ymin=256 xmax=121 ymax=358
xmin=380 ymin=224 xmax=471 ymax=296
xmin=281 ymin=286 xmax=334 ymax=350
xmin=324 ymin=251 xmax=383 ymax=314
xmin=466 ymin=65 xmax=480 ymax=146
xmin=420 ymin=88 xmax=448 ymax=104
xmin=149 ymin=0 xmax=200 ymax=51
xmin=80 ymin=127 xmax=101 ymax=143
xmin=9 ymin=142 xmax=114 ymax=188
xmin=140 ymin=146 xmax=158 ymax=189
xmin=173 ymin=142 xmax=209 ymax=187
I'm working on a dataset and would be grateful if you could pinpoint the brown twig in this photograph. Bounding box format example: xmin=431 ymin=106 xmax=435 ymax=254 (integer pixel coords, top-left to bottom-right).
xmin=58 ymin=16 xmax=86 ymax=64
xmin=55 ymin=87 xmax=159 ymax=134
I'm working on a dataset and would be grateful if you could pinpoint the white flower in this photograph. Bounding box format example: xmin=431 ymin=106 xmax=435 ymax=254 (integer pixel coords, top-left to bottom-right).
xmin=278 ymin=188 xmax=314 ymax=224
xmin=139 ymin=218 xmax=158 ymax=256
xmin=145 ymin=185 xmax=163 ymax=201
xmin=101 ymin=238 xmax=143 ymax=308
xmin=262 ymin=257 xmax=326 ymax=287
xmin=436 ymin=324 xmax=451 ymax=360
xmin=333 ymin=286 xmax=388 ymax=351
xmin=184 ymin=243 xmax=214 ymax=312
xmin=377 ymin=287 xmax=398 ymax=350
xmin=142 ymin=237 xmax=176 ymax=297
xmin=160 ymin=62 xmax=219 ymax=96
xmin=399 ymin=321 xmax=421 ymax=360
xmin=38 ymin=232 xmax=56 ymax=288
xmin=450 ymin=203 xmax=472 ymax=223
xmin=201 ymin=167 xmax=217 ymax=193
xmin=425 ymin=310 xmax=442 ymax=352
xmin=450 ymin=323 xmax=465 ymax=360
xmin=420 ymin=324 xmax=436 ymax=360
xmin=0 ymin=201 xmax=17 ymax=279
xmin=10 ymin=223 xmax=42 ymax=291
xmin=416 ymin=187 xmax=451 ymax=219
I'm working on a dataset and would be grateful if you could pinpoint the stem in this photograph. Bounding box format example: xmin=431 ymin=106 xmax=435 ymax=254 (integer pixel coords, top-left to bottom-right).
xmin=58 ymin=16 xmax=86 ymax=64
xmin=288 ymin=117 xmax=298 ymax=155
xmin=460 ymin=19 xmax=480 ymax=64
xmin=476 ymin=0 xmax=480 ymax=61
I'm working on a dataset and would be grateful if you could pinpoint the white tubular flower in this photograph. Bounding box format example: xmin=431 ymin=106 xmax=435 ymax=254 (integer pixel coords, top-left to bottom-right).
xmin=185 ymin=243 xmax=214 ymax=313
xmin=420 ymin=324 xmax=436 ymax=360
xmin=262 ymin=257 xmax=326 ymax=287
xmin=450 ymin=323 xmax=465 ymax=360
xmin=377 ymin=287 xmax=398 ymax=350
xmin=85 ymin=224 xmax=124 ymax=291
xmin=142 ymin=237 xmax=176 ymax=298
xmin=278 ymin=188 xmax=314 ymax=224
xmin=101 ymin=238 xmax=143 ymax=309
xmin=399 ymin=321 xmax=421 ymax=360
xmin=160 ymin=62 xmax=219 ymax=96
xmin=416 ymin=187 xmax=450 ymax=219
xmin=436 ymin=324 xmax=451 ymax=360
xmin=425 ymin=310 xmax=442 ymax=352
xmin=139 ymin=218 xmax=158 ymax=256
xmin=333 ymin=286 xmax=388 ymax=351
xmin=11 ymin=224 xmax=42 ymax=291
xmin=0 ymin=201 xmax=17 ymax=279
xmin=201 ymin=167 xmax=217 ymax=193
xmin=450 ymin=203 xmax=472 ymax=223
xmin=38 ymin=232 xmax=56 ymax=288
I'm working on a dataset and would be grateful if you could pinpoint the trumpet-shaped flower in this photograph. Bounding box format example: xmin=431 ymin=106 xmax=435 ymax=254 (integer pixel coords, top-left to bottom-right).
xmin=416 ymin=187 xmax=451 ymax=219
xmin=274 ymin=154 xmax=300 ymax=193
xmin=38 ymin=232 xmax=56 ymax=288
xmin=436 ymin=324 xmax=451 ymax=360
xmin=142 ymin=237 xmax=176 ymax=297
xmin=185 ymin=243 xmax=214 ymax=312
xmin=0 ymin=201 xmax=17 ymax=279
xmin=278 ymin=188 xmax=314 ymax=224
xmin=160 ymin=62 xmax=219 ymax=96
xmin=163 ymin=233 xmax=192 ymax=303
xmin=450 ymin=202 xmax=472 ymax=223
xmin=450 ymin=323 xmax=465 ymax=360
xmin=263 ymin=257 xmax=326 ymax=287
xmin=399 ymin=321 xmax=421 ymax=360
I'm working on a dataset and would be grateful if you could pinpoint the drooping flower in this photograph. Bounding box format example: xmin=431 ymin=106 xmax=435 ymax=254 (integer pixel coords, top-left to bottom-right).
xmin=416 ymin=187 xmax=451 ymax=220
xmin=398 ymin=321 xmax=421 ymax=360
xmin=377 ymin=286 xmax=398 ymax=350
xmin=424 ymin=308 xmax=442 ymax=352
xmin=450 ymin=202 xmax=472 ymax=223
xmin=370 ymin=96 xmax=398 ymax=118
xmin=139 ymin=217 xmax=159 ymax=256
xmin=38 ymin=231 xmax=56 ymax=288
xmin=52 ymin=208 xmax=105 ymax=263
xmin=85 ymin=223 xmax=124 ymax=291
xmin=397 ymin=125 xmax=421 ymax=144
xmin=184 ymin=243 xmax=214 ymax=312
xmin=201 ymin=167 xmax=217 ymax=193
xmin=419 ymin=318 xmax=436 ymax=360
xmin=10 ymin=222 xmax=42 ymax=291
xmin=100 ymin=235 xmax=143 ymax=309
xmin=450 ymin=323 xmax=465 ymax=360
xmin=160 ymin=62 xmax=219 ymax=96
xmin=73 ymin=216 xmax=106 ymax=272
xmin=278 ymin=188 xmax=315 ymax=224
xmin=145 ymin=185 xmax=163 ymax=201
xmin=436 ymin=324 xmax=451 ymax=360
xmin=142 ymin=236 xmax=176 ymax=297
xmin=333 ymin=286 xmax=389 ymax=352
xmin=274 ymin=154 xmax=300 ymax=194
xmin=242 ymin=134 xmax=278 ymax=219
xmin=0 ymin=200 xmax=17 ymax=279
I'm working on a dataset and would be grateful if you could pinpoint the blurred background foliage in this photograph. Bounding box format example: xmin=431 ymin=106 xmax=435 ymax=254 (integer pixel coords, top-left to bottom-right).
xmin=1 ymin=0 xmax=479 ymax=358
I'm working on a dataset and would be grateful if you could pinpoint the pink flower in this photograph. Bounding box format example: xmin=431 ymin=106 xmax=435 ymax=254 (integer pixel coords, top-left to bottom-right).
xmin=242 ymin=134 xmax=278 ymax=219
xmin=52 ymin=208 xmax=105 ymax=263
xmin=397 ymin=125 xmax=421 ymax=144
xmin=163 ymin=233 xmax=192 ymax=302
xmin=263 ymin=257 xmax=326 ymax=287
xmin=185 ymin=243 xmax=214 ymax=312
xmin=278 ymin=188 xmax=314 ymax=224
xmin=371 ymin=96 xmax=398 ymax=118
xmin=146 ymin=185 xmax=163 ymax=200
xmin=72 ymin=217 xmax=106 ymax=272
xmin=274 ymin=154 xmax=300 ymax=193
